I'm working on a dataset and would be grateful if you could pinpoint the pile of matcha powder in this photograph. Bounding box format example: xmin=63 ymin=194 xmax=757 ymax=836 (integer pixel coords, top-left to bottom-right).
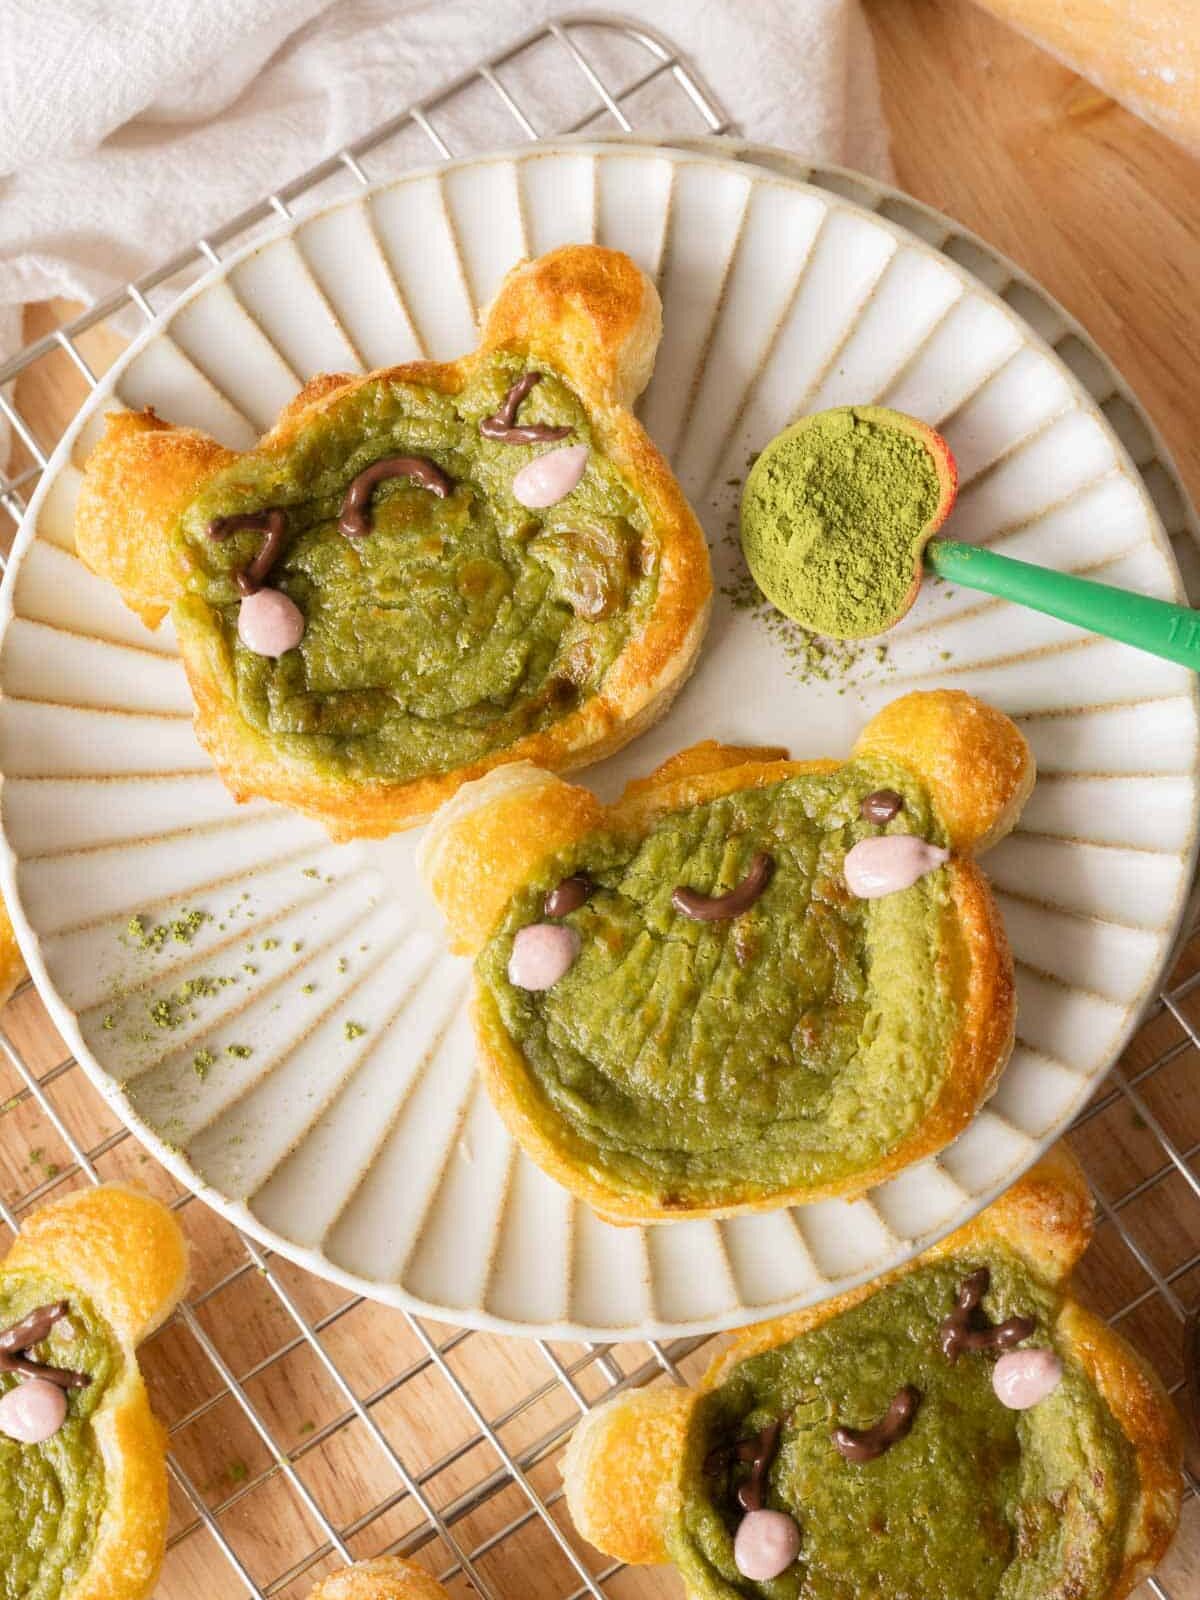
xmin=739 ymin=406 xmax=943 ymax=639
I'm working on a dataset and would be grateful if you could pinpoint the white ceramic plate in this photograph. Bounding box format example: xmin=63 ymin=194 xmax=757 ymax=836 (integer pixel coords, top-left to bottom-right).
xmin=2 ymin=143 xmax=1196 ymax=1338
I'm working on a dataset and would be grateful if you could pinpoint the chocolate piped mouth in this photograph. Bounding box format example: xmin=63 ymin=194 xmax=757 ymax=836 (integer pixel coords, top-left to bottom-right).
xmin=672 ymin=852 xmax=774 ymax=922
xmin=940 ymin=1267 xmax=1036 ymax=1363
xmin=0 ymin=1301 xmax=91 ymax=1390
xmin=832 ymin=1385 xmax=920 ymax=1463
xmin=480 ymin=372 xmax=573 ymax=445
xmin=338 ymin=455 xmax=452 ymax=538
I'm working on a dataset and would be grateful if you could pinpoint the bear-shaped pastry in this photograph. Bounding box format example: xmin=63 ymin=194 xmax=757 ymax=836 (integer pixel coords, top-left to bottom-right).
xmin=307 ymin=1557 xmax=452 ymax=1600
xmin=561 ymin=1147 xmax=1182 ymax=1600
xmin=422 ymin=689 xmax=1034 ymax=1221
xmin=75 ymin=246 xmax=711 ymax=840
xmin=0 ymin=1183 xmax=187 ymax=1600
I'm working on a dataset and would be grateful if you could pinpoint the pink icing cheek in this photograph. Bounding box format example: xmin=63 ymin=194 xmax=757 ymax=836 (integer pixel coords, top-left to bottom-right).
xmin=992 ymin=1348 xmax=1063 ymax=1410
xmin=0 ymin=1378 xmax=68 ymax=1443
xmin=512 ymin=444 xmax=589 ymax=509
xmin=507 ymin=924 xmax=581 ymax=991
xmin=734 ymin=1509 xmax=802 ymax=1581
xmin=844 ymin=835 xmax=949 ymax=899
xmin=237 ymin=588 xmax=306 ymax=657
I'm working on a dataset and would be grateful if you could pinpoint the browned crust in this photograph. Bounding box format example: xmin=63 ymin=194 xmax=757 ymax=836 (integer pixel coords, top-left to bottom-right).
xmin=705 ymin=1143 xmax=1096 ymax=1378
xmin=561 ymin=1151 xmax=1183 ymax=1596
xmin=74 ymin=409 xmax=237 ymax=630
xmin=560 ymin=1385 xmax=693 ymax=1566
xmin=853 ymin=688 xmax=1035 ymax=853
xmin=1058 ymin=1301 xmax=1185 ymax=1600
xmin=2 ymin=1184 xmax=188 ymax=1600
xmin=306 ymin=1557 xmax=450 ymax=1600
xmin=426 ymin=690 xmax=1031 ymax=1222
xmin=0 ymin=890 xmax=26 ymax=1011
xmin=75 ymin=245 xmax=712 ymax=840
xmin=419 ymin=763 xmax=606 ymax=957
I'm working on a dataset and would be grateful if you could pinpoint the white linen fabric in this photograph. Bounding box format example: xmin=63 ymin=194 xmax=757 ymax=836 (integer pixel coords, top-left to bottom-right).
xmin=0 ymin=0 xmax=891 ymax=464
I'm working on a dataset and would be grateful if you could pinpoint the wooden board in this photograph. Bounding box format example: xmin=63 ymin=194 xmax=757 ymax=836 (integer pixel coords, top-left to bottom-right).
xmin=1 ymin=1 xmax=1199 ymax=1595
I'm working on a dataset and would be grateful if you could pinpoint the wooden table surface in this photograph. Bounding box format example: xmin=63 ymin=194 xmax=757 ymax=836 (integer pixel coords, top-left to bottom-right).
xmin=3 ymin=2 xmax=1200 ymax=1597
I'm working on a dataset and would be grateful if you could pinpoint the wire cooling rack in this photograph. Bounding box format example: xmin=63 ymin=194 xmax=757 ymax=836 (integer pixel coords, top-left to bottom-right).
xmin=0 ymin=13 xmax=1197 ymax=1600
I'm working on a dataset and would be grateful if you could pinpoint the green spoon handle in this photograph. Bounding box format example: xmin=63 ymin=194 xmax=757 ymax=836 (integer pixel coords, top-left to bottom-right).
xmin=925 ymin=540 xmax=1200 ymax=670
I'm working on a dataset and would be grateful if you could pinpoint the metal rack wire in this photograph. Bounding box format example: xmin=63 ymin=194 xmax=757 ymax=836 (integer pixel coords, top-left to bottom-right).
xmin=0 ymin=15 xmax=1195 ymax=1600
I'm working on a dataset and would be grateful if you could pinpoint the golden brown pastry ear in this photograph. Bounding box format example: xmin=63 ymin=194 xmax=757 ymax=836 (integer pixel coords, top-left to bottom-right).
xmin=420 ymin=763 xmax=604 ymax=956
xmin=703 ymin=1147 xmax=1093 ymax=1383
xmin=561 ymin=1387 xmax=695 ymax=1565
xmin=4 ymin=1182 xmax=188 ymax=1347
xmin=853 ymin=688 xmax=1034 ymax=853
xmin=478 ymin=245 xmax=662 ymax=411
xmin=74 ymin=409 xmax=237 ymax=629
xmin=0 ymin=891 xmax=26 ymax=1011
xmin=307 ymin=1556 xmax=450 ymax=1600
xmin=932 ymin=1142 xmax=1093 ymax=1287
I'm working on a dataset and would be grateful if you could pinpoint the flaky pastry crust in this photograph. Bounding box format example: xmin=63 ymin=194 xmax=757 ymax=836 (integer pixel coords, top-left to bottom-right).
xmin=75 ymin=245 xmax=712 ymax=840
xmin=2 ymin=1183 xmax=188 ymax=1600
xmin=561 ymin=1147 xmax=1182 ymax=1600
xmin=0 ymin=889 xmax=26 ymax=1011
xmin=423 ymin=689 xmax=1033 ymax=1222
xmin=307 ymin=1557 xmax=450 ymax=1600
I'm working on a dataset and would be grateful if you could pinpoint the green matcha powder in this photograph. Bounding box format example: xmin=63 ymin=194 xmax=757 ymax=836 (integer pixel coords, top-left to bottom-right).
xmin=740 ymin=407 xmax=942 ymax=639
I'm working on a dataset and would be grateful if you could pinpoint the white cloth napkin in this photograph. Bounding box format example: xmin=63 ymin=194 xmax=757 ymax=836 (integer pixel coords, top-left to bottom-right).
xmin=0 ymin=0 xmax=891 ymax=467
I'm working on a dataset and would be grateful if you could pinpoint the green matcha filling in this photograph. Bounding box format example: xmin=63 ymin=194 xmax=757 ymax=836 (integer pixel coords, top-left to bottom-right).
xmin=0 ymin=1275 xmax=120 ymax=1600
xmin=479 ymin=757 xmax=953 ymax=1205
xmin=740 ymin=408 xmax=941 ymax=639
xmin=177 ymin=354 xmax=659 ymax=783
xmin=670 ymin=1250 xmax=1135 ymax=1600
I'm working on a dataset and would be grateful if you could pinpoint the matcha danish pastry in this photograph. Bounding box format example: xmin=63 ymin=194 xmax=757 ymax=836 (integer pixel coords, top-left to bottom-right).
xmin=561 ymin=1147 xmax=1182 ymax=1600
xmin=0 ymin=1183 xmax=187 ymax=1600
xmin=422 ymin=688 xmax=1034 ymax=1221
xmin=307 ymin=1557 xmax=452 ymax=1600
xmin=563 ymin=1152 xmax=1184 ymax=1600
xmin=75 ymin=245 xmax=711 ymax=840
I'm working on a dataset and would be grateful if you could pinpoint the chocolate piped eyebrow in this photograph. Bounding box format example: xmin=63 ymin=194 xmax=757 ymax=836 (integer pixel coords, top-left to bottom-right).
xmin=703 ymin=1417 xmax=784 ymax=1511
xmin=0 ymin=1301 xmax=69 ymax=1352
xmin=0 ymin=1300 xmax=91 ymax=1390
xmin=832 ymin=1385 xmax=920 ymax=1463
xmin=338 ymin=456 xmax=452 ymax=538
xmin=940 ymin=1266 xmax=1036 ymax=1363
xmin=207 ymin=508 xmax=288 ymax=595
xmin=480 ymin=372 xmax=573 ymax=445
xmin=672 ymin=852 xmax=774 ymax=922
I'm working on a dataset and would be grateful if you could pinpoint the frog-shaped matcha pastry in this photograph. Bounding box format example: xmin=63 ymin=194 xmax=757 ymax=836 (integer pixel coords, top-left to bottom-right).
xmin=422 ymin=689 xmax=1034 ymax=1221
xmin=560 ymin=1148 xmax=1182 ymax=1600
xmin=75 ymin=245 xmax=711 ymax=840
xmin=0 ymin=1184 xmax=186 ymax=1600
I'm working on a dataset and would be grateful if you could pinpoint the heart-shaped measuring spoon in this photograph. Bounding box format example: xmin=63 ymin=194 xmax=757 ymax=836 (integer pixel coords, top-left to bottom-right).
xmin=740 ymin=404 xmax=1200 ymax=667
